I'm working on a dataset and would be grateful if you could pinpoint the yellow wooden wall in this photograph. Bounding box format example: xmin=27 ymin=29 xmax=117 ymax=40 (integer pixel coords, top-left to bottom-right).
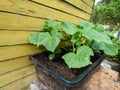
xmin=0 ymin=0 xmax=94 ymax=90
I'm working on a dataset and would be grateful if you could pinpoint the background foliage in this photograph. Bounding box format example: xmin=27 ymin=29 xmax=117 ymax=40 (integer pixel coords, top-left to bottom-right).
xmin=92 ymin=0 xmax=120 ymax=62
xmin=92 ymin=0 xmax=120 ymax=26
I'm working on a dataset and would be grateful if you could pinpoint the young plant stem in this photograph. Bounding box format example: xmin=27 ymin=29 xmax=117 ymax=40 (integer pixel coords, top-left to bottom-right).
xmin=72 ymin=43 xmax=76 ymax=53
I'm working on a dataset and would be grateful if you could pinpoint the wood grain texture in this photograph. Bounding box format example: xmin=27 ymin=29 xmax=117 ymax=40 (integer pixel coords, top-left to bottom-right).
xmin=0 ymin=30 xmax=42 ymax=46
xmin=0 ymin=12 xmax=45 ymax=30
xmin=0 ymin=30 xmax=31 ymax=46
xmin=29 ymin=0 xmax=90 ymax=20
xmin=64 ymin=0 xmax=92 ymax=14
xmin=0 ymin=45 xmax=44 ymax=61
xmin=81 ymin=0 xmax=94 ymax=7
xmin=0 ymin=65 xmax=35 ymax=87
xmin=0 ymin=56 xmax=32 ymax=75
xmin=0 ymin=0 xmax=83 ymax=24
xmin=0 ymin=73 xmax=36 ymax=90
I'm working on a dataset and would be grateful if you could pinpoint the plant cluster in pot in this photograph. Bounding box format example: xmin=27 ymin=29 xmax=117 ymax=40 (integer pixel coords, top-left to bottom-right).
xmin=29 ymin=20 xmax=118 ymax=90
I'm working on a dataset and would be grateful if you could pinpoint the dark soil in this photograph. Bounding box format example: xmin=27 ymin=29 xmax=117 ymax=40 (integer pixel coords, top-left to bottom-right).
xmin=35 ymin=52 xmax=101 ymax=79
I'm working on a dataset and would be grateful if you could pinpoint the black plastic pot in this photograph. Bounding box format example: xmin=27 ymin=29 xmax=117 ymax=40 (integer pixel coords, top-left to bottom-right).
xmin=29 ymin=52 xmax=105 ymax=90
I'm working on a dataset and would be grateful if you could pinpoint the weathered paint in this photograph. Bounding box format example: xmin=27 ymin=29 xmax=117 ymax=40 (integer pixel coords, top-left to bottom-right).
xmin=64 ymin=0 xmax=92 ymax=14
xmin=0 ymin=65 xmax=35 ymax=87
xmin=82 ymin=0 xmax=94 ymax=7
xmin=0 ymin=56 xmax=32 ymax=74
xmin=0 ymin=12 xmax=45 ymax=30
xmin=0 ymin=0 xmax=84 ymax=23
xmin=0 ymin=45 xmax=44 ymax=61
xmin=0 ymin=30 xmax=33 ymax=46
xmin=0 ymin=73 xmax=36 ymax=90
xmin=29 ymin=0 xmax=91 ymax=20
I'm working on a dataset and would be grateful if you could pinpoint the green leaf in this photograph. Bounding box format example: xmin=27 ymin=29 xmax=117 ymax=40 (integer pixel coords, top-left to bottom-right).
xmin=37 ymin=32 xmax=60 ymax=52
xmin=62 ymin=45 xmax=93 ymax=68
xmin=81 ymin=27 xmax=112 ymax=44
xmin=51 ymin=30 xmax=62 ymax=39
xmin=77 ymin=21 xmax=112 ymax=44
xmin=91 ymin=41 xmax=101 ymax=52
xmin=99 ymin=43 xmax=118 ymax=56
xmin=55 ymin=49 xmax=62 ymax=54
xmin=29 ymin=32 xmax=39 ymax=45
xmin=49 ymin=54 xmax=55 ymax=60
xmin=105 ymin=31 xmax=116 ymax=39
xmin=61 ymin=21 xmax=80 ymax=35
xmin=42 ymin=19 xmax=62 ymax=31
xmin=70 ymin=32 xmax=80 ymax=43
xmin=62 ymin=53 xmax=92 ymax=68
xmin=77 ymin=46 xmax=94 ymax=56
xmin=91 ymin=41 xmax=118 ymax=56
xmin=94 ymin=24 xmax=104 ymax=32
xmin=77 ymin=21 xmax=94 ymax=29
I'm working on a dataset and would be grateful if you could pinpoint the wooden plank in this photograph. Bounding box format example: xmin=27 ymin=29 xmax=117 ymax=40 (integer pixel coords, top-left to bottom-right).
xmin=30 ymin=0 xmax=90 ymax=20
xmin=0 ymin=30 xmax=40 ymax=46
xmin=0 ymin=65 xmax=35 ymax=87
xmin=64 ymin=0 xmax=92 ymax=14
xmin=0 ymin=73 xmax=36 ymax=90
xmin=0 ymin=45 xmax=44 ymax=61
xmin=0 ymin=56 xmax=32 ymax=75
xmin=81 ymin=0 xmax=94 ymax=7
xmin=0 ymin=0 xmax=83 ymax=25
xmin=0 ymin=12 xmax=45 ymax=30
